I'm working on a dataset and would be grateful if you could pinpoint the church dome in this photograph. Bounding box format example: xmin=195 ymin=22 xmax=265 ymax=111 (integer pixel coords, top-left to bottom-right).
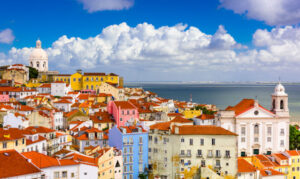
xmin=29 ymin=40 xmax=48 ymax=60
xmin=273 ymin=82 xmax=287 ymax=96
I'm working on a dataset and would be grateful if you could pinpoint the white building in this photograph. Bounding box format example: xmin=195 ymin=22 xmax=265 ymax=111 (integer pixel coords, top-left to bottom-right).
xmin=22 ymin=151 xmax=98 ymax=179
xmin=3 ymin=112 xmax=29 ymax=129
xmin=53 ymin=99 xmax=72 ymax=112
xmin=51 ymin=81 xmax=70 ymax=97
xmin=149 ymin=119 xmax=238 ymax=179
xmin=53 ymin=109 xmax=64 ymax=130
xmin=37 ymin=83 xmax=51 ymax=94
xmin=217 ymin=83 xmax=290 ymax=156
xmin=29 ymin=39 xmax=48 ymax=72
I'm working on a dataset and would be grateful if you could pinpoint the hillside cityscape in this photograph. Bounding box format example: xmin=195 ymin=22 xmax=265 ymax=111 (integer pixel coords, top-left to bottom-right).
xmin=0 ymin=39 xmax=299 ymax=179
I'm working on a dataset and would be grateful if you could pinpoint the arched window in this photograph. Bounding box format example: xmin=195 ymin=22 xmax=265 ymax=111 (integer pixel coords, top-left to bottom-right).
xmin=254 ymin=124 xmax=259 ymax=134
xmin=280 ymin=100 xmax=284 ymax=109
xmin=272 ymin=99 xmax=275 ymax=109
xmin=86 ymin=85 xmax=89 ymax=89
xmin=43 ymin=62 xmax=46 ymax=68
xmin=91 ymin=85 xmax=94 ymax=90
xmin=36 ymin=61 xmax=39 ymax=67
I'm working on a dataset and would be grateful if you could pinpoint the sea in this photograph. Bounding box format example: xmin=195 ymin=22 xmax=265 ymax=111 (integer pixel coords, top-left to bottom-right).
xmin=125 ymin=83 xmax=300 ymax=122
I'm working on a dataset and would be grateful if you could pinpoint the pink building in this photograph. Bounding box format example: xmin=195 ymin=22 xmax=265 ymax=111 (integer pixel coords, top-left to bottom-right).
xmin=0 ymin=92 xmax=9 ymax=102
xmin=108 ymin=101 xmax=139 ymax=127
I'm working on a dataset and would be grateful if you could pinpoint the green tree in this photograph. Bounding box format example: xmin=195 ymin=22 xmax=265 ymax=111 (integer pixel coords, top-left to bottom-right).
xmin=28 ymin=66 xmax=39 ymax=79
xmin=289 ymin=125 xmax=300 ymax=150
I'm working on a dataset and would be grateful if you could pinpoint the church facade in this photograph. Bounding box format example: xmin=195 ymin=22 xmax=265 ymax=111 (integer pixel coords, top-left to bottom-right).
xmin=217 ymin=83 xmax=290 ymax=156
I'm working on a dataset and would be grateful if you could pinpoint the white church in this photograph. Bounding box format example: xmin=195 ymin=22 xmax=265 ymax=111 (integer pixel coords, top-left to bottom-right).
xmin=29 ymin=39 xmax=48 ymax=72
xmin=217 ymin=83 xmax=290 ymax=156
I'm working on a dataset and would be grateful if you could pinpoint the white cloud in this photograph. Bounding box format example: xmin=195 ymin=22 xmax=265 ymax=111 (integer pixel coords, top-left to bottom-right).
xmin=219 ymin=0 xmax=300 ymax=26
xmin=0 ymin=29 xmax=15 ymax=44
xmin=4 ymin=23 xmax=300 ymax=81
xmin=77 ymin=0 xmax=134 ymax=12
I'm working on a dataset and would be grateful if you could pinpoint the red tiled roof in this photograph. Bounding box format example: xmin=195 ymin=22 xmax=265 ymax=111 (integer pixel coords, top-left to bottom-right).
xmin=118 ymin=125 xmax=147 ymax=133
xmin=173 ymin=125 xmax=238 ymax=136
xmin=38 ymin=83 xmax=51 ymax=88
xmin=25 ymin=126 xmax=55 ymax=134
xmin=83 ymin=72 xmax=106 ymax=76
xmin=114 ymin=101 xmax=137 ymax=109
xmin=0 ymin=128 xmax=25 ymax=141
xmin=225 ymin=99 xmax=273 ymax=116
xmin=54 ymin=99 xmax=72 ymax=104
xmin=0 ymin=150 xmax=41 ymax=178
xmin=238 ymin=158 xmax=256 ymax=173
xmin=167 ymin=113 xmax=183 ymax=117
xmin=26 ymin=135 xmax=47 ymax=145
xmin=286 ymin=150 xmax=300 ymax=156
xmin=19 ymin=105 xmax=34 ymax=111
xmin=197 ymin=114 xmax=215 ymax=120
xmin=259 ymin=169 xmax=284 ymax=176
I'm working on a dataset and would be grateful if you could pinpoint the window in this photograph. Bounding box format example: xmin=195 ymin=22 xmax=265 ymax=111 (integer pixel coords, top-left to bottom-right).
xmin=139 ymin=136 xmax=143 ymax=144
xmin=86 ymin=77 xmax=89 ymax=81
xmin=133 ymin=110 xmax=135 ymax=115
xmin=73 ymin=78 xmax=76 ymax=82
xmin=212 ymin=138 xmax=215 ymax=145
xmin=216 ymin=160 xmax=221 ymax=167
xmin=62 ymin=171 xmax=67 ymax=178
xmin=96 ymin=77 xmax=98 ymax=81
xmin=187 ymin=150 xmax=191 ymax=156
xmin=22 ymin=138 xmax=25 ymax=144
xmin=148 ymin=148 xmax=151 ymax=152
xmin=280 ymin=129 xmax=285 ymax=135
xmin=54 ymin=172 xmax=59 ymax=179
xmin=3 ymin=142 xmax=7 ymax=148
xmin=189 ymin=138 xmax=193 ymax=145
xmin=139 ymin=146 xmax=143 ymax=153
xmin=181 ymin=138 xmax=185 ymax=143
xmin=254 ymin=137 xmax=259 ymax=142
xmin=280 ymin=100 xmax=284 ymax=109
xmin=127 ymin=110 xmax=129 ymax=115
xmin=201 ymin=160 xmax=205 ymax=167
xmin=254 ymin=124 xmax=259 ymax=134
xmin=208 ymin=150 xmax=213 ymax=157
xmin=180 ymin=150 xmax=185 ymax=155
xmin=149 ymin=136 xmax=152 ymax=141
xmin=280 ymin=140 xmax=284 ymax=146
xmin=267 ymin=127 xmax=272 ymax=135
xmin=86 ymin=85 xmax=89 ymax=89
xmin=200 ymin=138 xmax=204 ymax=145
xmin=15 ymin=140 xmax=18 ymax=146
xmin=216 ymin=150 xmax=221 ymax=157
xmin=225 ymin=150 xmax=230 ymax=158
xmin=267 ymin=137 xmax=272 ymax=142
xmin=129 ymin=147 xmax=133 ymax=153
xmin=154 ymin=137 xmax=158 ymax=144
xmin=197 ymin=150 xmax=202 ymax=156
xmin=241 ymin=127 xmax=246 ymax=135
xmin=124 ymin=147 xmax=127 ymax=154
xmin=120 ymin=118 xmax=123 ymax=121
xmin=241 ymin=137 xmax=246 ymax=142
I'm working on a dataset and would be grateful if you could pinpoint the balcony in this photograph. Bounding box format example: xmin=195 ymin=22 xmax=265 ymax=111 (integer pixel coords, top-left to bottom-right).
xmin=214 ymin=165 xmax=221 ymax=170
xmin=179 ymin=153 xmax=191 ymax=158
xmin=215 ymin=154 xmax=221 ymax=158
xmin=123 ymin=141 xmax=133 ymax=145
xmin=224 ymin=155 xmax=231 ymax=158
xmin=196 ymin=154 xmax=203 ymax=158
xmin=207 ymin=154 xmax=213 ymax=158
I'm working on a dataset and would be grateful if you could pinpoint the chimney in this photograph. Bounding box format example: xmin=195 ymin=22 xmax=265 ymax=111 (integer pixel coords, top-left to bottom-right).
xmin=76 ymin=69 xmax=82 ymax=74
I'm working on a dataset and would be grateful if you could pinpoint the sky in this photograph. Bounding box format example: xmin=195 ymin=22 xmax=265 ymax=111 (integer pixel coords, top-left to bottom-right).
xmin=1 ymin=0 xmax=300 ymax=82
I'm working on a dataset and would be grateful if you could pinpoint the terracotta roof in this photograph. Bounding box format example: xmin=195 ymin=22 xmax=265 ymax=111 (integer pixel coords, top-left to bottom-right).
xmin=77 ymin=94 xmax=89 ymax=100
xmin=238 ymin=158 xmax=256 ymax=173
xmin=272 ymin=153 xmax=288 ymax=160
xmin=0 ymin=150 xmax=41 ymax=178
xmin=197 ymin=114 xmax=215 ymax=120
xmin=54 ymin=99 xmax=72 ymax=104
xmin=25 ymin=126 xmax=55 ymax=134
xmin=114 ymin=101 xmax=137 ymax=109
xmin=259 ymin=169 xmax=284 ymax=176
xmin=150 ymin=121 xmax=171 ymax=131
xmin=173 ymin=125 xmax=238 ymax=136
xmin=172 ymin=116 xmax=192 ymax=123
xmin=23 ymin=151 xmax=60 ymax=168
xmin=286 ymin=150 xmax=300 ymax=156
xmin=83 ymin=72 xmax=106 ymax=76
xmin=167 ymin=113 xmax=183 ymax=117
xmin=225 ymin=99 xmax=273 ymax=116
xmin=19 ymin=105 xmax=35 ymax=111
xmin=0 ymin=128 xmax=25 ymax=141
xmin=90 ymin=112 xmax=114 ymax=124
xmin=118 ymin=125 xmax=147 ymax=133
xmin=38 ymin=83 xmax=51 ymax=88
xmin=26 ymin=135 xmax=47 ymax=145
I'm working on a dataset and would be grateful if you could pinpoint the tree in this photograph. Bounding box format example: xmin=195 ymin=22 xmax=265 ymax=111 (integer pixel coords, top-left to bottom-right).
xmin=290 ymin=125 xmax=300 ymax=150
xmin=28 ymin=66 xmax=39 ymax=79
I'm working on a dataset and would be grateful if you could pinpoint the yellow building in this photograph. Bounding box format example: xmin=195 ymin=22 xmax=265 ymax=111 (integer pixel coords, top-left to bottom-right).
xmin=70 ymin=71 xmax=83 ymax=91
xmin=285 ymin=150 xmax=300 ymax=179
xmin=53 ymin=74 xmax=71 ymax=83
xmin=182 ymin=109 xmax=202 ymax=119
xmin=0 ymin=128 xmax=26 ymax=153
xmin=97 ymin=82 xmax=124 ymax=101
xmin=95 ymin=147 xmax=115 ymax=179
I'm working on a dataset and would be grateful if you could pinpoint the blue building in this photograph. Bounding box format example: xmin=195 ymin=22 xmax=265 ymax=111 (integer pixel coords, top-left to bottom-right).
xmin=109 ymin=125 xmax=148 ymax=179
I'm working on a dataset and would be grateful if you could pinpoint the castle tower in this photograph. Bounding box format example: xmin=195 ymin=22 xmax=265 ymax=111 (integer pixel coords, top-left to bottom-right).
xmin=271 ymin=82 xmax=289 ymax=117
xmin=29 ymin=39 xmax=48 ymax=72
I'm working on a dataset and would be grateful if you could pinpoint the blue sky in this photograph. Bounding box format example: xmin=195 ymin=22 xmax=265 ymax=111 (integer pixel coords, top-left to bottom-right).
xmin=1 ymin=0 xmax=300 ymax=82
